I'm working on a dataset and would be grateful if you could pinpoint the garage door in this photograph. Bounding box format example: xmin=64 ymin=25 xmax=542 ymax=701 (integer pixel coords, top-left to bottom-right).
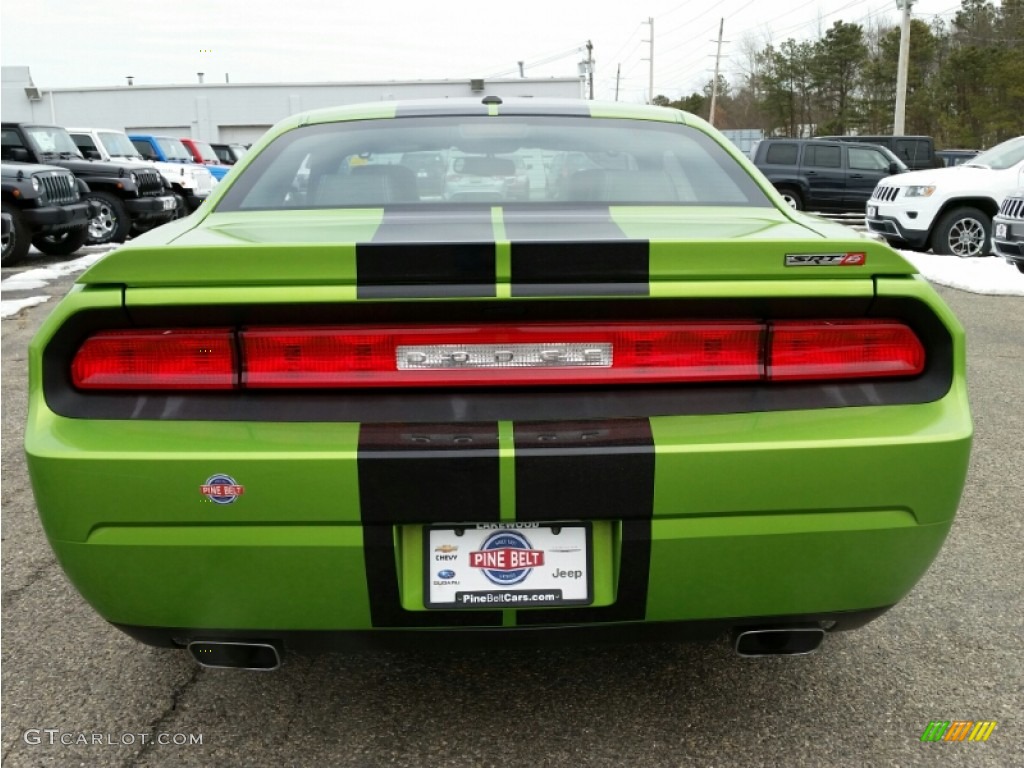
xmin=126 ymin=126 xmax=191 ymax=138
xmin=219 ymin=125 xmax=272 ymax=145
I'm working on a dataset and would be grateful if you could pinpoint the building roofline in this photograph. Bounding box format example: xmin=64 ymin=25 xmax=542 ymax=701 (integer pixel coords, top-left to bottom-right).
xmin=38 ymin=77 xmax=582 ymax=94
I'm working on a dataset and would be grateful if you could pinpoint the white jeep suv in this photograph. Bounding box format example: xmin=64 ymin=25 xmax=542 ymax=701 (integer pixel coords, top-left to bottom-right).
xmin=68 ymin=128 xmax=216 ymax=218
xmin=866 ymin=135 xmax=1024 ymax=257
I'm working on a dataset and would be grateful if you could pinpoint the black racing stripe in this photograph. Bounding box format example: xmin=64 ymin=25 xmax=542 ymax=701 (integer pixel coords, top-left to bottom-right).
xmin=359 ymin=422 xmax=502 ymax=627
xmin=503 ymin=208 xmax=649 ymax=296
xmin=509 ymin=242 xmax=650 ymax=296
xmin=502 ymin=207 xmax=639 ymax=241
xmin=513 ymin=418 xmax=654 ymax=625
xmin=516 ymin=518 xmax=651 ymax=625
xmin=513 ymin=419 xmax=655 ymax=521
xmin=356 ymin=243 xmax=496 ymax=299
xmin=358 ymin=423 xmax=501 ymax=524
xmin=357 ymin=209 xmax=496 ymax=299
xmin=497 ymin=103 xmax=592 ymax=116
xmin=394 ymin=104 xmax=490 ymax=117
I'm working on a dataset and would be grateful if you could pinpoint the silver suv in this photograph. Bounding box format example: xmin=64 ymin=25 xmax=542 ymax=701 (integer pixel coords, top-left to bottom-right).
xmin=993 ymin=189 xmax=1024 ymax=273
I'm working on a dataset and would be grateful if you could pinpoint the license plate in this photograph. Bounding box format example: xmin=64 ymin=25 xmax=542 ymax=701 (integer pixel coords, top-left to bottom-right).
xmin=425 ymin=523 xmax=592 ymax=609
xmin=867 ymin=206 xmax=877 ymax=218
xmin=995 ymin=223 xmax=1007 ymax=239
xmin=163 ymin=198 xmax=176 ymax=210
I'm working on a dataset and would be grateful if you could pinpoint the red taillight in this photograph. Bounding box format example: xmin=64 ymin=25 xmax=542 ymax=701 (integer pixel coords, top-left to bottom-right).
xmin=71 ymin=329 xmax=236 ymax=390
xmin=69 ymin=320 xmax=925 ymax=391
xmin=768 ymin=320 xmax=925 ymax=381
xmin=241 ymin=323 xmax=764 ymax=388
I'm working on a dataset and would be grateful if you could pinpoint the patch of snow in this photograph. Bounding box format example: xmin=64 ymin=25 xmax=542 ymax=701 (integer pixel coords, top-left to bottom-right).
xmin=0 ymin=295 xmax=50 ymax=319
xmin=897 ymin=250 xmax=1024 ymax=297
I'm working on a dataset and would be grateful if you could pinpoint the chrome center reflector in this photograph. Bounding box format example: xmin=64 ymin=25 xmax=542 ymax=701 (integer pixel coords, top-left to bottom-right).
xmin=397 ymin=343 xmax=612 ymax=369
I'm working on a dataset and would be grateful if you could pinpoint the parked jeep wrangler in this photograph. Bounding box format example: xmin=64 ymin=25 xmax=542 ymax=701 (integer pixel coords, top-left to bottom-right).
xmin=68 ymin=128 xmax=215 ymax=218
xmin=179 ymin=138 xmax=230 ymax=181
xmin=1 ymin=161 xmax=94 ymax=265
xmin=211 ymin=142 xmax=248 ymax=166
xmin=1 ymin=123 xmax=177 ymax=245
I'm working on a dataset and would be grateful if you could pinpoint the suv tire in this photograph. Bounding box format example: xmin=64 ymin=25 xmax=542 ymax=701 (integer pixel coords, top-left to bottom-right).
xmin=85 ymin=191 xmax=131 ymax=245
xmin=776 ymin=186 xmax=803 ymax=211
xmin=1 ymin=203 xmax=30 ymax=266
xmin=172 ymin=194 xmax=188 ymax=220
xmin=930 ymin=207 xmax=991 ymax=258
xmin=32 ymin=226 xmax=90 ymax=257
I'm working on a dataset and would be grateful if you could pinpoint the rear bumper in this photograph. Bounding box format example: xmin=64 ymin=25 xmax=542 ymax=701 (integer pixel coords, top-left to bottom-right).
xmin=114 ymin=605 xmax=895 ymax=650
xmin=29 ymin=398 xmax=970 ymax=634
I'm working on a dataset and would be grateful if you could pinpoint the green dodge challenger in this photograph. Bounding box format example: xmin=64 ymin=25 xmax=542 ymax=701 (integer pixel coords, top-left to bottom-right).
xmin=25 ymin=98 xmax=972 ymax=669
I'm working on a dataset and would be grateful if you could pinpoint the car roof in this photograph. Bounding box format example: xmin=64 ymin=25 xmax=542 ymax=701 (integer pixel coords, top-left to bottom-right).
xmin=283 ymin=97 xmax=692 ymax=127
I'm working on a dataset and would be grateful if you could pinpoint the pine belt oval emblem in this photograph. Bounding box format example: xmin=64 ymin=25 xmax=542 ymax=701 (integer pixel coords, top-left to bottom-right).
xmin=201 ymin=474 xmax=244 ymax=505
xmin=469 ymin=530 xmax=545 ymax=586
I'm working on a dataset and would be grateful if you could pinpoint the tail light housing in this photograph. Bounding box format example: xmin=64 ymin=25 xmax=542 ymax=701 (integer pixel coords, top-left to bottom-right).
xmin=71 ymin=328 xmax=236 ymax=390
xmin=70 ymin=320 xmax=925 ymax=391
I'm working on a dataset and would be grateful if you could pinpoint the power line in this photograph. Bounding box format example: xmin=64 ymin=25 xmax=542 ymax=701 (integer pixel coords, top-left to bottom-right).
xmin=482 ymin=43 xmax=587 ymax=79
xmin=656 ymin=0 xmax=888 ymax=89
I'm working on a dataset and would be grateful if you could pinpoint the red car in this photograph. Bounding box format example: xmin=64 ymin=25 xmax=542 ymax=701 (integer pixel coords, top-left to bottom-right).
xmin=179 ymin=138 xmax=229 ymax=181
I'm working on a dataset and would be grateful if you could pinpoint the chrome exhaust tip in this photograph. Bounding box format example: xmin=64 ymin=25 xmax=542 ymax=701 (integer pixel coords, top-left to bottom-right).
xmin=187 ymin=640 xmax=282 ymax=670
xmin=734 ymin=626 xmax=825 ymax=657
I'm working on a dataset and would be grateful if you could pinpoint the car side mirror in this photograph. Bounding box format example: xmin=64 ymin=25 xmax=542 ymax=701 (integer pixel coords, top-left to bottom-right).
xmin=9 ymin=147 xmax=31 ymax=162
xmin=85 ymin=149 xmax=102 ymax=160
xmin=889 ymin=162 xmax=900 ymax=174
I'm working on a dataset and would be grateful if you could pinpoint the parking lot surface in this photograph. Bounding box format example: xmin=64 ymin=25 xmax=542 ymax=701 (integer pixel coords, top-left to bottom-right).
xmin=1 ymin=257 xmax=1021 ymax=767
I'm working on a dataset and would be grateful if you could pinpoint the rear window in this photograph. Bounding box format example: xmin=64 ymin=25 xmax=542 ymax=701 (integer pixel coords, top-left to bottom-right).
xmin=217 ymin=116 xmax=772 ymax=211
xmin=803 ymin=144 xmax=841 ymax=168
xmin=764 ymin=143 xmax=799 ymax=165
xmin=193 ymin=141 xmax=219 ymax=162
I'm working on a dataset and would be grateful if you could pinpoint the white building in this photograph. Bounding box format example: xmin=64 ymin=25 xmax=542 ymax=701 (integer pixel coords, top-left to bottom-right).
xmin=2 ymin=66 xmax=583 ymax=145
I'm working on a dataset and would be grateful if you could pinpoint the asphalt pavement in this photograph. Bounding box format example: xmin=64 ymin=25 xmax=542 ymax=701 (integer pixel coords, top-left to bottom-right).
xmin=1 ymin=257 xmax=1021 ymax=768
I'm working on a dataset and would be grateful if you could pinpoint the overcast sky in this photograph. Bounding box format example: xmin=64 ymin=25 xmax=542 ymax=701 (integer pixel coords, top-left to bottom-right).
xmin=2 ymin=0 xmax=967 ymax=101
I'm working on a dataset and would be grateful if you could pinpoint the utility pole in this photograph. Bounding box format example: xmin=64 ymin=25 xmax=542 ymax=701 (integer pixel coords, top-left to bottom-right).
xmin=615 ymin=63 xmax=621 ymax=101
xmin=894 ymin=0 xmax=914 ymax=135
xmin=642 ymin=17 xmax=654 ymax=103
xmin=709 ymin=18 xmax=725 ymax=126
xmin=518 ymin=61 xmax=525 ymax=78
xmin=587 ymin=40 xmax=594 ymax=99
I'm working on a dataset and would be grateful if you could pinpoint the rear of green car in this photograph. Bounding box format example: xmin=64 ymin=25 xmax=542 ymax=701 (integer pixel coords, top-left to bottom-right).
xmin=25 ymin=100 xmax=972 ymax=667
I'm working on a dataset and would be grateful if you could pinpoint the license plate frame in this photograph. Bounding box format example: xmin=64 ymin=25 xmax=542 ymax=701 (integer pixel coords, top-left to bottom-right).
xmin=424 ymin=523 xmax=593 ymax=609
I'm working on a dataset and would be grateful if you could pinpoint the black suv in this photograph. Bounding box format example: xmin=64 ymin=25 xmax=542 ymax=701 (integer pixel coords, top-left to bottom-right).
xmin=1 ymin=161 xmax=95 ymax=265
xmin=751 ymin=139 xmax=906 ymax=212
xmin=814 ymin=135 xmax=940 ymax=171
xmin=1 ymin=123 xmax=177 ymax=245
